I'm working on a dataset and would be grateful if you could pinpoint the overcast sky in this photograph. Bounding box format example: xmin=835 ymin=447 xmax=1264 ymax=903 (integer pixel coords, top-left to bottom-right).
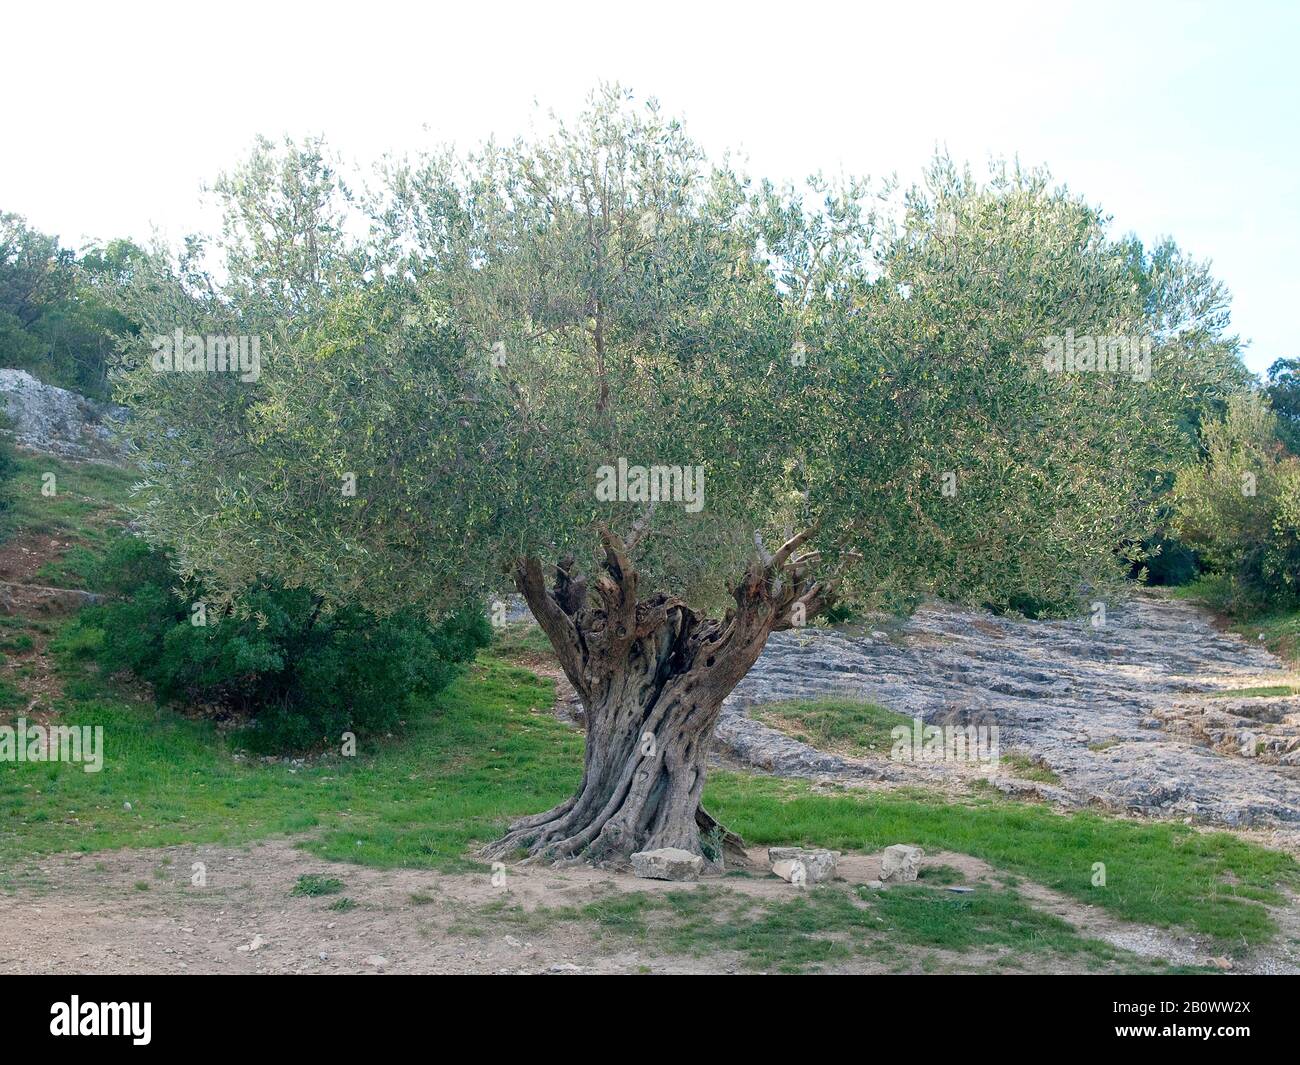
xmin=3 ymin=0 xmax=1294 ymax=372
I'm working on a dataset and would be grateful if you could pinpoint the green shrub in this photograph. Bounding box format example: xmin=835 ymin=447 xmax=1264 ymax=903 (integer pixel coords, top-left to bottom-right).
xmin=1172 ymin=394 xmax=1300 ymax=609
xmin=62 ymin=536 xmax=491 ymax=750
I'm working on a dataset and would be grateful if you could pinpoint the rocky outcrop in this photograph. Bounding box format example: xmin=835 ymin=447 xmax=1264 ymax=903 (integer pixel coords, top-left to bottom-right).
xmin=501 ymin=582 xmax=1300 ymax=838
xmin=716 ymin=594 xmax=1300 ymax=835
xmin=0 ymin=369 xmax=131 ymax=464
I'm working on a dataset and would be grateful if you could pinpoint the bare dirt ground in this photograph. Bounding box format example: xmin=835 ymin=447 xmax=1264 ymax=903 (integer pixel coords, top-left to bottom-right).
xmin=3 ymin=837 xmax=1296 ymax=975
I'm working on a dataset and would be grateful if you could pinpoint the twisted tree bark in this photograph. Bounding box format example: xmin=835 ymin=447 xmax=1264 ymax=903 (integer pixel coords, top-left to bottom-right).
xmin=480 ymin=525 xmax=832 ymax=869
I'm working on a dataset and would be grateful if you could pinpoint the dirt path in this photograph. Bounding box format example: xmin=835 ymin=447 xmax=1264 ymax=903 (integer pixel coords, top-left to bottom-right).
xmin=6 ymin=837 xmax=1289 ymax=975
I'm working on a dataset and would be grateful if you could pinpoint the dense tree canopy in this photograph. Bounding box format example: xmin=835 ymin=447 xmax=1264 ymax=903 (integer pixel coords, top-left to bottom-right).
xmin=115 ymin=91 xmax=1243 ymax=621
xmin=107 ymin=88 xmax=1251 ymax=863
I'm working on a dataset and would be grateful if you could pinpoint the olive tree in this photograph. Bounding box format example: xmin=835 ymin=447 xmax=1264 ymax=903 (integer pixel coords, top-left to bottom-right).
xmin=114 ymin=89 xmax=1231 ymax=866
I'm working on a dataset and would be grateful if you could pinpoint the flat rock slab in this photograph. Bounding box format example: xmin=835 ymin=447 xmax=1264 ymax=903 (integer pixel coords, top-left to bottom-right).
xmin=631 ymin=847 xmax=704 ymax=881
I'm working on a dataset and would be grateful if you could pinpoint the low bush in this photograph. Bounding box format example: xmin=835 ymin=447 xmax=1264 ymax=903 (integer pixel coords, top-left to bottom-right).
xmin=60 ymin=536 xmax=491 ymax=750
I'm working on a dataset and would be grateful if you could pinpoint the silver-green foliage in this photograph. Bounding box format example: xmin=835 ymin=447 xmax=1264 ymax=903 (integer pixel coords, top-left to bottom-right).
xmin=112 ymin=88 xmax=1244 ymax=620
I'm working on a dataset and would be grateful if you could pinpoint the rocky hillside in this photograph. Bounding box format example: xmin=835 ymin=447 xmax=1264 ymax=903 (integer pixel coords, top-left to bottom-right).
xmin=717 ymin=594 xmax=1300 ymax=841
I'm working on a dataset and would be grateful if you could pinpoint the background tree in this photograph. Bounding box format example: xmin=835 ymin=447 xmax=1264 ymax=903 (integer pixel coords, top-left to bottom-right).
xmin=1264 ymin=356 xmax=1300 ymax=454
xmin=114 ymin=89 xmax=1247 ymax=866
xmin=1114 ymin=236 xmax=1249 ymax=586
xmin=1173 ymin=392 xmax=1300 ymax=607
xmin=0 ymin=213 xmax=146 ymax=398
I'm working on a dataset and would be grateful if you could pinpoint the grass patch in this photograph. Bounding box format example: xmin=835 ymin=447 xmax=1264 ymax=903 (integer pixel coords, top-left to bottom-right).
xmin=1210 ymin=685 xmax=1300 ymax=699
xmin=35 ymin=545 xmax=109 ymax=590
xmin=1238 ymin=609 xmax=1300 ymax=666
xmin=486 ymin=622 xmax=557 ymax=661
xmin=1001 ymin=751 xmax=1061 ymax=784
xmin=328 ymin=896 xmax=357 ymax=911
xmin=291 ymin=874 xmax=344 ymax=897
xmin=2 ymin=626 xmax=1294 ymax=945
xmin=1169 ymin=578 xmax=1300 ymax=666
xmin=0 ymin=674 xmax=24 ymax=711
xmin=0 ymin=632 xmax=34 ymax=653
xmin=1 ymin=637 xmax=581 ymax=875
xmin=2 ymin=453 xmax=135 ymax=551
xmin=916 ymin=863 xmax=966 ymax=885
xmin=749 ymin=696 xmax=911 ymax=756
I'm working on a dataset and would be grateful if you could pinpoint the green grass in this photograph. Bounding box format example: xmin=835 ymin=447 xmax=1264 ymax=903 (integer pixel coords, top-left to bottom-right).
xmin=1238 ymin=609 xmax=1300 ymax=666
xmin=1210 ymin=685 xmax=1300 ymax=699
xmin=487 ymin=622 xmax=557 ymax=660
xmin=1 ymin=647 xmax=582 ymax=875
xmin=747 ymin=699 xmax=1054 ymax=785
xmin=2 ymin=452 xmax=136 ymax=553
xmin=5 ymin=629 xmax=1295 ymax=944
xmin=1169 ymin=576 xmax=1300 ymax=666
xmin=292 ymin=874 xmax=344 ymax=897
xmin=35 ymin=545 xmax=110 ymax=590
xmin=0 ymin=632 xmax=34 ymax=653
xmin=1000 ymin=751 xmax=1062 ymax=784
xmin=916 ymin=863 xmax=965 ymax=885
xmin=0 ymin=673 xmax=23 ymax=711
xmin=749 ymin=696 xmax=911 ymax=756
xmin=1218 ymin=603 xmax=1300 ymax=668
xmin=1166 ymin=573 xmax=1233 ymax=604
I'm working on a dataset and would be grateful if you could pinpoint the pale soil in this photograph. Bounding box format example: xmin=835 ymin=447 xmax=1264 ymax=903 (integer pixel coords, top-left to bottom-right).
xmin=3 ymin=837 xmax=1296 ymax=975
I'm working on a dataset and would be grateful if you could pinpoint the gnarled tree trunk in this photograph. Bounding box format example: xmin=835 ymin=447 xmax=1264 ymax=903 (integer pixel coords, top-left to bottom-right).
xmin=480 ymin=525 xmax=831 ymax=869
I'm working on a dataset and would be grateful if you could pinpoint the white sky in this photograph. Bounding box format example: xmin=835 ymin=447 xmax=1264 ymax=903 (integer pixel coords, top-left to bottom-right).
xmin=3 ymin=0 xmax=1295 ymax=372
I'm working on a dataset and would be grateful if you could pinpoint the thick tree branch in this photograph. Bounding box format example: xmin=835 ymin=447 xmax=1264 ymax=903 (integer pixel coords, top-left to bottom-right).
xmin=514 ymin=556 xmax=590 ymax=701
